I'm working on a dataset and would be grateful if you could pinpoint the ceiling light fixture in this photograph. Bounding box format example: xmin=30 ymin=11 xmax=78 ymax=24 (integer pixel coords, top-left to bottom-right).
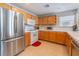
xmin=44 ymin=4 xmax=50 ymax=8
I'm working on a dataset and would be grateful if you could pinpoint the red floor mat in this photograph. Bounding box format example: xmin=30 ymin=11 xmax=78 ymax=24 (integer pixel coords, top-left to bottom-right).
xmin=32 ymin=41 xmax=41 ymax=47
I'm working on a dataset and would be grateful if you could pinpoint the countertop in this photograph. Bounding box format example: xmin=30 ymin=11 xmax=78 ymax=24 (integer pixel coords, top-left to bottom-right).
xmin=24 ymin=28 xmax=79 ymax=46
xmin=38 ymin=29 xmax=79 ymax=47
xmin=25 ymin=30 xmax=38 ymax=32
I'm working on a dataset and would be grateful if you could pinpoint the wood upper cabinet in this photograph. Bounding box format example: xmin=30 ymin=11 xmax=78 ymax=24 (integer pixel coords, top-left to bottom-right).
xmin=43 ymin=16 xmax=48 ymax=25
xmin=24 ymin=13 xmax=32 ymax=22
xmin=0 ymin=3 xmax=12 ymax=10
xmin=56 ymin=32 xmax=66 ymax=44
xmin=37 ymin=16 xmax=56 ymax=25
xmin=48 ymin=16 xmax=56 ymax=25
xmin=27 ymin=14 xmax=32 ymax=19
xmin=24 ymin=32 xmax=30 ymax=47
xmin=38 ymin=17 xmax=43 ymax=25
xmin=35 ymin=17 xmax=38 ymax=24
xmin=31 ymin=15 xmax=38 ymax=24
xmin=32 ymin=15 xmax=36 ymax=20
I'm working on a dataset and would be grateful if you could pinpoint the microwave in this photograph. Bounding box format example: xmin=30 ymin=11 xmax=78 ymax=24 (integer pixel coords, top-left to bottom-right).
xmin=27 ymin=19 xmax=35 ymax=25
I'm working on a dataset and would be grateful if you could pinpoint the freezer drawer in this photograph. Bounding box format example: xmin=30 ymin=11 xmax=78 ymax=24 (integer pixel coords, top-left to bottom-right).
xmin=16 ymin=36 xmax=25 ymax=54
xmin=1 ymin=39 xmax=16 ymax=56
xmin=1 ymin=36 xmax=25 ymax=56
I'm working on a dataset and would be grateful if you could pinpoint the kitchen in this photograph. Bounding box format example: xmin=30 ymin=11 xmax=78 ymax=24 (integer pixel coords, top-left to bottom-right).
xmin=0 ymin=3 xmax=79 ymax=56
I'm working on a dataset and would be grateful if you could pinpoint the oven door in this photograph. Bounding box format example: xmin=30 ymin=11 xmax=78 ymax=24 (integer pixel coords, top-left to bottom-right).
xmin=30 ymin=31 xmax=38 ymax=44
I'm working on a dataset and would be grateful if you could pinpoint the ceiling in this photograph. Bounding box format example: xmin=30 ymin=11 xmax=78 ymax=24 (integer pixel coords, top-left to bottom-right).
xmin=10 ymin=3 xmax=79 ymax=16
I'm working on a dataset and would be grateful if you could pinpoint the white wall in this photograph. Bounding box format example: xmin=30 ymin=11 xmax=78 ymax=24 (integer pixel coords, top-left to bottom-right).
xmin=75 ymin=9 xmax=79 ymax=30
xmin=53 ymin=10 xmax=77 ymax=31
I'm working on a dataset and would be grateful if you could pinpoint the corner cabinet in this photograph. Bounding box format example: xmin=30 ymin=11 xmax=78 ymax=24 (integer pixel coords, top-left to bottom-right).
xmin=56 ymin=32 xmax=66 ymax=44
xmin=65 ymin=33 xmax=72 ymax=56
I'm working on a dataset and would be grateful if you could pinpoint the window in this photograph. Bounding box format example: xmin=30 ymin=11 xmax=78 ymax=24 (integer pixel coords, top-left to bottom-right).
xmin=59 ymin=15 xmax=75 ymax=27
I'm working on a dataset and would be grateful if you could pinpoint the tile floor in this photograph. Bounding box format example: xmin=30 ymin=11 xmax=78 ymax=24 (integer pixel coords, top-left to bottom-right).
xmin=18 ymin=40 xmax=68 ymax=56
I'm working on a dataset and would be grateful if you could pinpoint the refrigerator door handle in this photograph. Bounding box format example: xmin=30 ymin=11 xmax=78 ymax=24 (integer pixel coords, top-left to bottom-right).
xmin=14 ymin=13 xmax=17 ymax=34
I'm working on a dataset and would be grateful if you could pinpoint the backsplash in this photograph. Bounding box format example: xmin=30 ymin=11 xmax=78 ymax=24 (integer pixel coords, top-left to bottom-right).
xmin=38 ymin=25 xmax=73 ymax=31
xmin=39 ymin=25 xmax=54 ymax=30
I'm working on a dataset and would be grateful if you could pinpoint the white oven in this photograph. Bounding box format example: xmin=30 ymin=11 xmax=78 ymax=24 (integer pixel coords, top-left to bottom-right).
xmin=30 ymin=31 xmax=38 ymax=44
xmin=24 ymin=25 xmax=38 ymax=44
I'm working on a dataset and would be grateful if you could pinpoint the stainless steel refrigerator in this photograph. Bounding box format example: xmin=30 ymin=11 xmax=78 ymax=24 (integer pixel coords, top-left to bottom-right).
xmin=0 ymin=7 xmax=25 ymax=56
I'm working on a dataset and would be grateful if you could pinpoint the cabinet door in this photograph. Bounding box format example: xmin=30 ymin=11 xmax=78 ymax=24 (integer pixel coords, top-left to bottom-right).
xmin=35 ymin=17 xmax=38 ymax=24
xmin=48 ymin=16 xmax=56 ymax=25
xmin=38 ymin=17 xmax=43 ymax=25
xmin=16 ymin=36 xmax=25 ymax=54
xmin=32 ymin=15 xmax=37 ymax=20
xmin=28 ymin=14 xmax=32 ymax=19
xmin=32 ymin=15 xmax=38 ymax=25
xmin=56 ymin=32 xmax=66 ymax=44
xmin=49 ymin=32 xmax=56 ymax=42
xmin=66 ymin=34 xmax=72 ymax=56
xmin=43 ymin=31 xmax=48 ymax=41
xmin=38 ymin=31 xmax=41 ymax=39
xmin=43 ymin=16 xmax=48 ymax=25
xmin=24 ymin=32 xmax=30 ymax=46
xmin=38 ymin=31 xmax=44 ymax=40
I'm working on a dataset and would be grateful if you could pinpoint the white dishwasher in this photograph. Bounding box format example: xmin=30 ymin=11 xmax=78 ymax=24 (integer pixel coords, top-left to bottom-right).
xmin=30 ymin=31 xmax=38 ymax=44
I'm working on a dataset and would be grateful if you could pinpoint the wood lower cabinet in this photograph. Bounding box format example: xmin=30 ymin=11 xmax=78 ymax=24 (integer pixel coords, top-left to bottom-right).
xmin=56 ymin=32 xmax=66 ymax=44
xmin=38 ymin=31 xmax=44 ymax=40
xmin=49 ymin=32 xmax=56 ymax=42
xmin=38 ymin=31 xmax=66 ymax=45
xmin=65 ymin=33 xmax=72 ymax=56
xmin=24 ymin=32 xmax=30 ymax=47
xmin=38 ymin=31 xmax=77 ymax=56
xmin=43 ymin=31 xmax=49 ymax=41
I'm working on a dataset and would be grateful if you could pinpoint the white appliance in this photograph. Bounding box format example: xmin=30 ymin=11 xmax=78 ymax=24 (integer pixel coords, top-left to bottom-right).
xmin=25 ymin=25 xmax=38 ymax=44
xmin=30 ymin=31 xmax=38 ymax=44
xmin=25 ymin=25 xmax=35 ymax=31
xmin=27 ymin=19 xmax=35 ymax=25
